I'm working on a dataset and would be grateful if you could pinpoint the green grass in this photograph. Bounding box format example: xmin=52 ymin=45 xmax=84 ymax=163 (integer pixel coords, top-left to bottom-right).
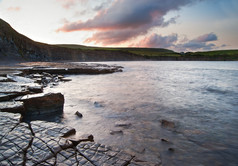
xmin=189 ymin=50 xmax=238 ymax=56
xmin=185 ymin=50 xmax=238 ymax=60
xmin=56 ymin=44 xmax=180 ymax=57
xmin=56 ymin=44 xmax=238 ymax=60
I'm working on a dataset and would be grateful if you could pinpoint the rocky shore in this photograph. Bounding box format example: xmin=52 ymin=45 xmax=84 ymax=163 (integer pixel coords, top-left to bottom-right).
xmin=0 ymin=62 xmax=158 ymax=166
xmin=0 ymin=62 xmax=123 ymax=118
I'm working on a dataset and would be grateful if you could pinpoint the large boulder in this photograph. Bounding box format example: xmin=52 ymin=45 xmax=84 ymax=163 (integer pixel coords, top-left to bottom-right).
xmin=17 ymin=92 xmax=64 ymax=117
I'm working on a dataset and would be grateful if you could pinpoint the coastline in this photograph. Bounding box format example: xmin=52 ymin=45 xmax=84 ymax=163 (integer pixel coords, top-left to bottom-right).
xmin=0 ymin=62 xmax=159 ymax=165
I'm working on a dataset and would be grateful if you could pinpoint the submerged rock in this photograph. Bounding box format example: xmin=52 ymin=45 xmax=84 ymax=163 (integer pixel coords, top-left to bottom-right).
xmin=110 ymin=130 xmax=124 ymax=135
xmin=161 ymin=138 xmax=170 ymax=143
xmin=75 ymin=111 xmax=83 ymax=118
xmin=94 ymin=101 xmax=103 ymax=108
xmin=161 ymin=119 xmax=175 ymax=129
xmin=115 ymin=121 xmax=132 ymax=128
xmin=16 ymin=92 xmax=64 ymax=117
xmin=168 ymin=147 xmax=175 ymax=152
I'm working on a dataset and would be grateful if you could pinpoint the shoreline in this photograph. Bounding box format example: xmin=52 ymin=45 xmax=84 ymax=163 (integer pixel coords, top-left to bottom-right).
xmin=0 ymin=62 xmax=159 ymax=165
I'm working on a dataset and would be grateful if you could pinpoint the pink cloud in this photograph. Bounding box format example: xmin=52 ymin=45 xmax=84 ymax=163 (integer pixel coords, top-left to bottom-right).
xmin=7 ymin=7 xmax=21 ymax=11
xmin=57 ymin=0 xmax=87 ymax=9
xmin=57 ymin=0 xmax=199 ymax=45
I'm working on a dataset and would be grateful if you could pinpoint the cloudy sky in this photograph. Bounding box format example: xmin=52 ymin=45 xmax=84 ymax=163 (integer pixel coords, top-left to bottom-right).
xmin=0 ymin=0 xmax=237 ymax=52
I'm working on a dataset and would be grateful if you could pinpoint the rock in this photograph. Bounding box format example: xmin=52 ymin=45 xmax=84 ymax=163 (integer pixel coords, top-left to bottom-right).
xmin=31 ymin=73 xmax=42 ymax=78
xmin=69 ymin=134 xmax=94 ymax=146
xmin=94 ymin=101 xmax=103 ymax=108
xmin=0 ymin=93 xmax=18 ymax=101
xmin=0 ymin=76 xmax=12 ymax=82
xmin=16 ymin=92 xmax=64 ymax=117
xmin=0 ymin=101 xmax=25 ymax=113
xmin=115 ymin=121 xmax=132 ymax=128
xmin=42 ymin=76 xmax=52 ymax=85
xmin=0 ymin=82 xmax=29 ymax=94
xmin=110 ymin=130 xmax=123 ymax=135
xmin=60 ymin=78 xmax=72 ymax=82
xmin=7 ymin=74 xmax=35 ymax=83
xmin=75 ymin=111 xmax=83 ymax=118
xmin=28 ymin=84 xmax=43 ymax=93
xmin=168 ymin=148 xmax=175 ymax=152
xmin=161 ymin=119 xmax=175 ymax=128
xmin=161 ymin=138 xmax=169 ymax=143
xmin=61 ymin=128 xmax=76 ymax=138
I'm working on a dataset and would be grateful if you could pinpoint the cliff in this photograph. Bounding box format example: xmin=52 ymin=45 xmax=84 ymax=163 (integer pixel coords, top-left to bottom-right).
xmin=0 ymin=18 xmax=144 ymax=62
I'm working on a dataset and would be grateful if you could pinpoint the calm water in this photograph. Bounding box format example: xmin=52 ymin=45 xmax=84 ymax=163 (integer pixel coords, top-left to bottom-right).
xmin=46 ymin=61 xmax=238 ymax=166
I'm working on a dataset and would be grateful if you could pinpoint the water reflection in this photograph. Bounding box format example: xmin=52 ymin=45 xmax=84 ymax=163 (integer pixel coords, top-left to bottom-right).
xmin=46 ymin=61 xmax=238 ymax=165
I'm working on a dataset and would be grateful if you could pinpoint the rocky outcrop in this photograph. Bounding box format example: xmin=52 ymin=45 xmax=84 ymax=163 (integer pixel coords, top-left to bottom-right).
xmin=0 ymin=62 xmax=123 ymax=119
xmin=0 ymin=112 xmax=156 ymax=166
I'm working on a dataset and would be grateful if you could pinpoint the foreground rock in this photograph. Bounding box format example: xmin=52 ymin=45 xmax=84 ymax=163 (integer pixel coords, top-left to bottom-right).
xmin=16 ymin=92 xmax=64 ymax=117
xmin=0 ymin=112 xmax=157 ymax=166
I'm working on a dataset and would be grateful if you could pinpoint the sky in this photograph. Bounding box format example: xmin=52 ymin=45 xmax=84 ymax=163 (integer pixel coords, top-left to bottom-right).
xmin=0 ymin=0 xmax=237 ymax=52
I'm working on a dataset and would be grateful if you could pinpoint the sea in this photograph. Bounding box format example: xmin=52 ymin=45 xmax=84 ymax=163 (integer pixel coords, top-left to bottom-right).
xmin=46 ymin=61 xmax=238 ymax=166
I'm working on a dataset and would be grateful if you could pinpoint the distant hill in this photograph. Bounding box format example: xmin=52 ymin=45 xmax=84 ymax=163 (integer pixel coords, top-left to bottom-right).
xmin=0 ymin=18 xmax=238 ymax=62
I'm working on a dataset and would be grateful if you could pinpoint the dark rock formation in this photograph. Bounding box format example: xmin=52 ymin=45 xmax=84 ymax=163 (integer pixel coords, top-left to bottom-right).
xmin=16 ymin=92 xmax=64 ymax=117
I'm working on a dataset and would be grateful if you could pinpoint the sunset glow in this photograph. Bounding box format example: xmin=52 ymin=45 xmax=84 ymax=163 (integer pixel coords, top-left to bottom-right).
xmin=0 ymin=0 xmax=237 ymax=51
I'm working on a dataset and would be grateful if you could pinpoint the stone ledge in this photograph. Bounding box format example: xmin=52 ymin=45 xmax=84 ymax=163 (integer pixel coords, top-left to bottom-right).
xmin=0 ymin=112 xmax=157 ymax=166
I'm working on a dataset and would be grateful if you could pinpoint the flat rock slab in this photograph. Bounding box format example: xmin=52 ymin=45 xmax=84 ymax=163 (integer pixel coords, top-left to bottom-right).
xmin=18 ymin=62 xmax=123 ymax=75
xmin=0 ymin=93 xmax=18 ymax=101
xmin=0 ymin=101 xmax=25 ymax=113
xmin=7 ymin=74 xmax=35 ymax=83
xmin=0 ymin=82 xmax=28 ymax=94
xmin=0 ymin=112 xmax=154 ymax=166
xmin=0 ymin=76 xmax=10 ymax=82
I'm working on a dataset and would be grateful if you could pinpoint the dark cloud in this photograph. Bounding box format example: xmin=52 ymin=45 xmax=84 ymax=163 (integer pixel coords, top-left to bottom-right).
xmin=135 ymin=32 xmax=219 ymax=51
xmin=135 ymin=33 xmax=178 ymax=48
xmin=177 ymin=33 xmax=218 ymax=51
xmin=57 ymin=0 xmax=199 ymax=45
xmin=180 ymin=42 xmax=216 ymax=50
xmin=193 ymin=33 xmax=218 ymax=42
